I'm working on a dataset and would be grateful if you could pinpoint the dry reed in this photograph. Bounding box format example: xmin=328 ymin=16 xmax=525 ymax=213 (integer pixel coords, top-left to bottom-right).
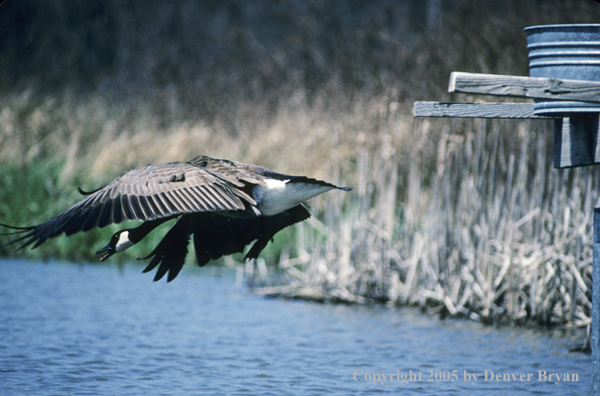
xmin=252 ymin=115 xmax=597 ymax=339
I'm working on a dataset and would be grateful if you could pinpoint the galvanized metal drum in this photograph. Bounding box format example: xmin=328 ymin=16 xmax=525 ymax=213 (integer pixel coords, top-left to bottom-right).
xmin=525 ymin=24 xmax=600 ymax=115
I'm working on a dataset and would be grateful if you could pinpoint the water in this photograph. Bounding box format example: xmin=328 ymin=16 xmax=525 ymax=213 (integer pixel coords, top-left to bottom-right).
xmin=0 ymin=259 xmax=591 ymax=395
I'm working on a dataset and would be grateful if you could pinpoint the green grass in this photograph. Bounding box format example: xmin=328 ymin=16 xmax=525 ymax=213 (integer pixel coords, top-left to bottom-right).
xmin=0 ymin=160 xmax=167 ymax=265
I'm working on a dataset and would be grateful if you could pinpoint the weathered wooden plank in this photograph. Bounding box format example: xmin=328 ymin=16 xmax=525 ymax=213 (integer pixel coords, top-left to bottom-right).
xmin=554 ymin=115 xmax=600 ymax=168
xmin=449 ymin=72 xmax=600 ymax=103
xmin=413 ymin=101 xmax=555 ymax=119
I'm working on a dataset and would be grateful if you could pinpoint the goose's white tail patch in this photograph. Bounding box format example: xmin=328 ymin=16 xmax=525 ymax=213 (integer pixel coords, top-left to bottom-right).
xmin=255 ymin=178 xmax=335 ymax=216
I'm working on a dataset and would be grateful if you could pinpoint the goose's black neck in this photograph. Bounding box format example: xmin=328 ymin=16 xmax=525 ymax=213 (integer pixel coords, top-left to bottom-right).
xmin=128 ymin=216 xmax=176 ymax=243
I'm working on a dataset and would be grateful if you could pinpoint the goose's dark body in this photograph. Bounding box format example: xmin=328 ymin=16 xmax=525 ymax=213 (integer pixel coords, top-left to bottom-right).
xmin=2 ymin=155 xmax=350 ymax=282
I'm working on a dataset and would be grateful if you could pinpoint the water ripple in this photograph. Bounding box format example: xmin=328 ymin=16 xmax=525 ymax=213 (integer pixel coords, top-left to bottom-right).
xmin=0 ymin=259 xmax=591 ymax=395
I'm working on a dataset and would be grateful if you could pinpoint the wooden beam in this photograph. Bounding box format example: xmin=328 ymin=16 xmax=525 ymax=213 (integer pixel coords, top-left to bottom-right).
xmin=449 ymin=72 xmax=600 ymax=103
xmin=413 ymin=102 xmax=555 ymax=119
xmin=593 ymin=208 xmax=600 ymax=394
xmin=554 ymin=115 xmax=600 ymax=168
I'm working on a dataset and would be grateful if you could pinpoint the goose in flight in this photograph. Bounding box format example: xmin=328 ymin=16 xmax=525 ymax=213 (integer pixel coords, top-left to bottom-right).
xmin=1 ymin=155 xmax=350 ymax=282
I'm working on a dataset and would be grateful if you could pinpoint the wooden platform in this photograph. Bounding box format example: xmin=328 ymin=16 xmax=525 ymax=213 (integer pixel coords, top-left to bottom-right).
xmin=413 ymin=72 xmax=600 ymax=168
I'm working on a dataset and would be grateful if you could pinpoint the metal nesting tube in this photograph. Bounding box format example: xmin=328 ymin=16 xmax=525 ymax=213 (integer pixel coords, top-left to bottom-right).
xmin=525 ymin=24 xmax=600 ymax=115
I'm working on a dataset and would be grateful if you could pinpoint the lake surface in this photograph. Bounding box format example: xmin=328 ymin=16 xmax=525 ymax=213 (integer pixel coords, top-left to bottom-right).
xmin=0 ymin=259 xmax=591 ymax=395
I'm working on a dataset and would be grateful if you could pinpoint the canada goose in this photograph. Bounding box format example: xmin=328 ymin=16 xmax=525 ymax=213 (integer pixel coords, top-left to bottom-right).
xmin=1 ymin=155 xmax=351 ymax=282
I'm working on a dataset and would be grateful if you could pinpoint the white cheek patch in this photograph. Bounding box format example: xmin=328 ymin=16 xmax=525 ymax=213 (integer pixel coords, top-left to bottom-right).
xmin=116 ymin=231 xmax=134 ymax=252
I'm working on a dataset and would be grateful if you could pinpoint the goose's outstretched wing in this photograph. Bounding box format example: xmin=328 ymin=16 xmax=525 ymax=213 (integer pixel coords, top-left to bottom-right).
xmin=3 ymin=161 xmax=257 ymax=250
xmin=141 ymin=205 xmax=311 ymax=282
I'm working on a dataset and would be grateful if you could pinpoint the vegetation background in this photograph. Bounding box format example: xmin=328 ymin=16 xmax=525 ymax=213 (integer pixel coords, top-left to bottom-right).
xmin=1 ymin=0 xmax=599 ymax=337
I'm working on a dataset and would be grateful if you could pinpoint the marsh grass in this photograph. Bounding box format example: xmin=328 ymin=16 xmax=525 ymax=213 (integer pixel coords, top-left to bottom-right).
xmin=255 ymin=116 xmax=597 ymax=337
xmin=0 ymin=89 xmax=374 ymax=270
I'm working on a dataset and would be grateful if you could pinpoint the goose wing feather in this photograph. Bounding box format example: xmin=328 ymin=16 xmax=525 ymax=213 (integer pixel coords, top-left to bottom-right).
xmin=189 ymin=155 xmax=270 ymax=187
xmin=5 ymin=161 xmax=256 ymax=250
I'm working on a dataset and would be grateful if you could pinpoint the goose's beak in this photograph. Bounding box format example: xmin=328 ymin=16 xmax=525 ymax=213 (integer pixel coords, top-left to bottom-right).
xmin=96 ymin=244 xmax=115 ymax=261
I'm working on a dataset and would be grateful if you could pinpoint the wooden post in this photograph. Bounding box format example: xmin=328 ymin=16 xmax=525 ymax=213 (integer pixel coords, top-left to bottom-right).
xmin=594 ymin=208 xmax=600 ymax=394
xmin=554 ymin=115 xmax=600 ymax=168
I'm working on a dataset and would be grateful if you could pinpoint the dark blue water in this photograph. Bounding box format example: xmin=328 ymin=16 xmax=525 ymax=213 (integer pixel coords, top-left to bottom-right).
xmin=0 ymin=259 xmax=591 ymax=395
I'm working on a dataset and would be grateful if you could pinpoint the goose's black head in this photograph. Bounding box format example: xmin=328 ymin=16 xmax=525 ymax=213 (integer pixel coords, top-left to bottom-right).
xmin=96 ymin=230 xmax=134 ymax=261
